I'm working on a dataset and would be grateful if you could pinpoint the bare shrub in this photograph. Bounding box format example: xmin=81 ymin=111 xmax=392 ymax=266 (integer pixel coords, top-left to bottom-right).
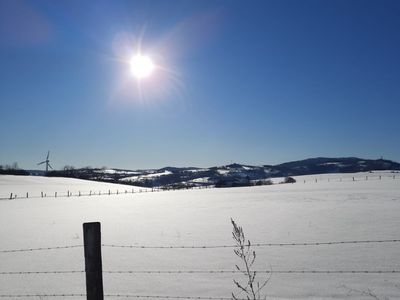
xmin=231 ymin=219 xmax=270 ymax=300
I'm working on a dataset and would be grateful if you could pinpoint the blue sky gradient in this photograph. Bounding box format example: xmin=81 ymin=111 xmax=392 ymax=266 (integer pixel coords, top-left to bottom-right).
xmin=1 ymin=0 xmax=399 ymax=169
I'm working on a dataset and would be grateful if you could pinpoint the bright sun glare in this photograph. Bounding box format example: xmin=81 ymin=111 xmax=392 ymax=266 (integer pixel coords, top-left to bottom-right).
xmin=130 ymin=55 xmax=155 ymax=79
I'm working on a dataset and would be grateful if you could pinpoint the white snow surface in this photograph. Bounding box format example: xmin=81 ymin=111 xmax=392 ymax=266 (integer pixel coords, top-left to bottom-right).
xmin=0 ymin=172 xmax=400 ymax=299
xmin=120 ymin=171 xmax=173 ymax=182
xmin=0 ymin=175 xmax=149 ymax=198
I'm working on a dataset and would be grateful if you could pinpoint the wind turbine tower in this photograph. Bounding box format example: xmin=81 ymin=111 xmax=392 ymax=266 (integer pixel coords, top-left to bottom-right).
xmin=37 ymin=151 xmax=53 ymax=172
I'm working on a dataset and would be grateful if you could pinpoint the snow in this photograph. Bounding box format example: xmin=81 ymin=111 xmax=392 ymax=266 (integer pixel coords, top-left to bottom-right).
xmin=120 ymin=171 xmax=173 ymax=182
xmin=242 ymin=166 xmax=255 ymax=170
xmin=190 ymin=177 xmax=210 ymax=183
xmin=0 ymin=175 xmax=149 ymax=198
xmin=0 ymin=172 xmax=399 ymax=299
xmin=217 ymin=169 xmax=230 ymax=175
xmin=185 ymin=169 xmax=209 ymax=173
xmin=98 ymin=169 xmax=139 ymax=175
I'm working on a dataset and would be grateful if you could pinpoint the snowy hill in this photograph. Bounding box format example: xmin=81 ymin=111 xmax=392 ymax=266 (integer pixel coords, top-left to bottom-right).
xmin=42 ymin=157 xmax=400 ymax=188
xmin=0 ymin=172 xmax=399 ymax=299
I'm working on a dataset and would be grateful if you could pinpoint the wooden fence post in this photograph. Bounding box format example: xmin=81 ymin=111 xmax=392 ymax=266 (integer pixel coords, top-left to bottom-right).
xmin=83 ymin=222 xmax=104 ymax=300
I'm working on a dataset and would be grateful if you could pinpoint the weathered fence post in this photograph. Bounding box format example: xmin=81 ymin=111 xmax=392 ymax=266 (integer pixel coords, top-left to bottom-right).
xmin=26 ymin=192 xmax=28 ymax=198
xmin=83 ymin=222 xmax=104 ymax=300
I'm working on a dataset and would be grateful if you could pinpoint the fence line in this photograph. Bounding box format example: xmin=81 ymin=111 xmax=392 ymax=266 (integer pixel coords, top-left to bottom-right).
xmin=1 ymin=172 xmax=398 ymax=200
xmin=1 ymin=269 xmax=400 ymax=276
xmin=1 ymin=221 xmax=400 ymax=299
xmin=102 ymin=270 xmax=400 ymax=274
xmin=104 ymin=296 xmax=240 ymax=300
xmin=0 ymin=294 xmax=86 ymax=298
xmin=101 ymin=239 xmax=400 ymax=249
xmin=0 ymin=184 xmax=213 ymax=201
xmin=2 ymin=239 xmax=400 ymax=254
xmin=0 ymin=270 xmax=84 ymax=275
xmin=0 ymin=245 xmax=82 ymax=253
xmin=0 ymin=294 xmax=243 ymax=299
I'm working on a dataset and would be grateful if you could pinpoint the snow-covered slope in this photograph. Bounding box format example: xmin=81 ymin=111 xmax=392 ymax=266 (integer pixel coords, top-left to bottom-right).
xmin=0 ymin=175 xmax=150 ymax=199
xmin=0 ymin=172 xmax=399 ymax=299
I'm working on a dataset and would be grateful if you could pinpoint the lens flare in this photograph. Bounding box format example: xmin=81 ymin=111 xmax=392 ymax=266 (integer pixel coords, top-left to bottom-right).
xmin=130 ymin=55 xmax=155 ymax=79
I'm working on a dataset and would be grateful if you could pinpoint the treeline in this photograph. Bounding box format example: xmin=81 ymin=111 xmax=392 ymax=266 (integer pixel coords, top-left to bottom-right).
xmin=215 ymin=176 xmax=296 ymax=188
xmin=46 ymin=166 xmax=142 ymax=187
xmin=47 ymin=166 xmax=99 ymax=180
xmin=0 ymin=163 xmax=29 ymax=175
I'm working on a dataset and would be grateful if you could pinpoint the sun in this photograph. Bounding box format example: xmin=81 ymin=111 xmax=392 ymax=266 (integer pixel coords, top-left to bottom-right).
xmin=130 ymin=55 xmax=155 ymax=79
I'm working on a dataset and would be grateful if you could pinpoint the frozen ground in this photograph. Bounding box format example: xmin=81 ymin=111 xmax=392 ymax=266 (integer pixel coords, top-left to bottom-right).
xmin=0 ymin=172 xmax=399 ymax=299
xmin=0 ymin=176 xmax=150 ymax=199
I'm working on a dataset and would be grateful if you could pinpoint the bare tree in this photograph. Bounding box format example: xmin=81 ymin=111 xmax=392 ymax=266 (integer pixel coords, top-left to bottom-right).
xmin=231 ymin=219 xmax=270 ymax=300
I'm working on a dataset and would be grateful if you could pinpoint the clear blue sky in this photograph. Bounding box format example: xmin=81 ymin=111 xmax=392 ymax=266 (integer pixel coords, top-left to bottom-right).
xmin=1 ymin=0 xmax=399 ymax=170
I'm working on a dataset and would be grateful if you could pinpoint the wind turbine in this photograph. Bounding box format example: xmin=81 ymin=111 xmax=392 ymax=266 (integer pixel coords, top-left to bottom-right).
xmin=37 ymin=151 xmax=53 ymax=172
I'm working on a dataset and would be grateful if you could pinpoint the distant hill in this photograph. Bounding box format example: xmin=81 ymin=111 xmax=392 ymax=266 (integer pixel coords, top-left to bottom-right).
xmin=273 ymin=157 xmax=400 ymax=176
xmin=42 ymin=157 xmax=400 ymax=189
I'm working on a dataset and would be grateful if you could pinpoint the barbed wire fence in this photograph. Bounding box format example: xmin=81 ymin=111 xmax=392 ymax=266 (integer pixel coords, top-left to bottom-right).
xmin=0 ymin=184 xmax=213 ymax=201
xmin=1 ymin=233 xmax=400 ymax=299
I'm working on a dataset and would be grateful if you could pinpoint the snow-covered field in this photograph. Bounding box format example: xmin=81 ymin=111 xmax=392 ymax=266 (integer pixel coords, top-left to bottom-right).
xmin=0 ymin=172 xmax=399 ymax=299
xmin=0 ymin=176 xmax=151 ymax=199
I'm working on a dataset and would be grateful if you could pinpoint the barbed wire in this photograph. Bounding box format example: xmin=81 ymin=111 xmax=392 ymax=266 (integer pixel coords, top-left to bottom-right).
xmin=0 ymin=294 xmax=239 ymax=299
xmin=105 ymin=295 xmax=245 ymax=300
xmin=103 ymin=270 xmax=400 ymax=274
xmin=1 ymin=269 xmax=399 ymax=276
xmin=1 ymin=239 xmax=399 ymax=254
xmin=102 ymin=238 xmax=400 ymax=249
xmin=0 ymin=245 xmax=83 ymax=254
xmin=0 ymin=271 xmax=84 ymax=275
xmin=0 ymin=294 xmax=86 ymax=298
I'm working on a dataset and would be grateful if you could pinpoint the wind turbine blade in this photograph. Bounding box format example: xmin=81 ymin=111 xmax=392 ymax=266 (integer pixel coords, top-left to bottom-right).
xmin=37 ymin=161 xmax=46 ymax=165
xmin=47 ymin=151 xmax=50 ymax=160
xmin=48 ymin=163 xmax=53 ymax=170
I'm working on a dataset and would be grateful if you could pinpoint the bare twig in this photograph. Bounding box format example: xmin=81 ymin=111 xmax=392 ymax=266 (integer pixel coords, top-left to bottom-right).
xmin=231 ymin=219 xmax=270 ymax=300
